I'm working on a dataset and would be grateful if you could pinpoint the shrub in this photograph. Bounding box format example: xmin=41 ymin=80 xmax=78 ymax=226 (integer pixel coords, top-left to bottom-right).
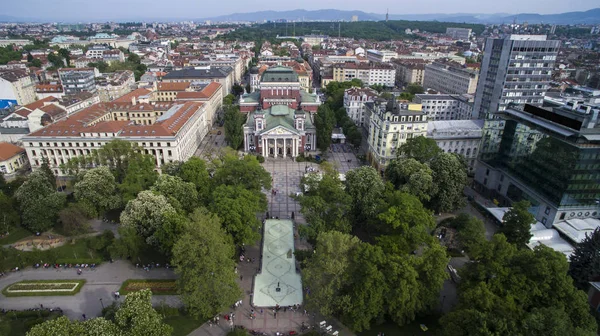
xmin=256 ymin=155 xmax=265 ymax=163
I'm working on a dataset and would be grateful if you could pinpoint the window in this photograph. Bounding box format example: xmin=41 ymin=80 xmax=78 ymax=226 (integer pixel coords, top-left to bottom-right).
xmin=486 ymin=169 xmax=490 ymax=176
xmin=559 ymin=212 xmax=566 ymax=220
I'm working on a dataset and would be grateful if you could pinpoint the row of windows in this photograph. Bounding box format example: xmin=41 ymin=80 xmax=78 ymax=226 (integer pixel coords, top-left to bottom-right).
xmin=29 ymin=141 xmax=172 ymax=148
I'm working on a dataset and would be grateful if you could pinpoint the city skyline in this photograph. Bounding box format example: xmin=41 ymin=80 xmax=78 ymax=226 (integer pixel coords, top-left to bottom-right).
xmin=2 ymin=1 xmax=600 ymax=22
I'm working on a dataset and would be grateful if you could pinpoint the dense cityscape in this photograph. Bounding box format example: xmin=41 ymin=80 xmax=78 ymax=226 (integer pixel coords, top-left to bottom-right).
xmin=0 ymin=4 xmax=600 ymax=336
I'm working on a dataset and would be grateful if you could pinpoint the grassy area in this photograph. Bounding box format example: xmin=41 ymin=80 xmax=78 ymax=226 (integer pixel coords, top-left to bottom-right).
xmin=0 ymin=227 xmax=33 ymax=245
xmin=0 ymin=311 xmax=63 ymax=335
xmin=164 ymin=314 xmax=206 ymax=336
xmin=2 ymin=280 xmax=86 ymax=297
xmin=358 ymin=314 xmax=441 ymax=336
xmin=50 ymin=239 xmax=102 ymax=264
xmin=119 ymin=279 xmax=177 ymax=295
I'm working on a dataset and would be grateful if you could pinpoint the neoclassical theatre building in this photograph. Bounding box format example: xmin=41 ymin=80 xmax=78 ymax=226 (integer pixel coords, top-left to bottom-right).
xmin=240 ymin=66 xmax=321 ymax=158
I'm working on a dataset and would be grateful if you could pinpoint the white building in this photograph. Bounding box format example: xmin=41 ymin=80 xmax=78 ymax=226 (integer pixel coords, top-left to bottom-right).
xmin=0 ymin=142 xmax=28 ymax=176
xmin=343 ymin=87 xmax=378 ymax=127
xmin=423 ymin=61 xmax=479 ymax=95
xmin=414 ymin=94 xmax=474 ymax=121
xmin=426 ymin=119 xmax=484 ymax=173
xmin=366 ymin=49 xmax=398 ymax=63
xmin=367 ymin=99 xmax=428 ymax=170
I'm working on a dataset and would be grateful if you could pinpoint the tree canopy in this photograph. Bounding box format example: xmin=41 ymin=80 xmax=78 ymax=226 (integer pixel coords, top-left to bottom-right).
xmin=15 ymin=171 xmax=66 ymax=232
xmin=500 ymin=200 xmax=535 ymax=246
xmin=569 ymin=227 xmax=600 ymax=290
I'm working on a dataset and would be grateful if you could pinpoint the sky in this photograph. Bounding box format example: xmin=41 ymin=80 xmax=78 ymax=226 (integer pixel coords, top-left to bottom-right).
xmin=3 ymin=0 xmax=599 ymax=21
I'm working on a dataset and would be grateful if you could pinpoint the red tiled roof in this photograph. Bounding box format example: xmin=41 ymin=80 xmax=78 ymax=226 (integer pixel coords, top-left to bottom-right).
xmin=15 ymin=96 xmax=59 ymax=116
xmin=0 ymin=142 xmax=25 ymax=161
xmin=157 ymin=82 xmax=190 ymax=91
xmin=36 ymin=83 xmax=63 ymax=92
xmin=85 ymin=120 xmax=129 ymax=134
xmin=112 ymin=88 xmax=151 ymax=103
xmin=39 ymin=104 xmax=67 ymax=117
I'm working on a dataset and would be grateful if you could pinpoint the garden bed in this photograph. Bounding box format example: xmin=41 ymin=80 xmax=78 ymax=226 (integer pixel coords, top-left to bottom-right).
xmin=119 ymin=279 xmax=177 ymax=295
xmin=2 ymin=280 xmax=86 ymax=297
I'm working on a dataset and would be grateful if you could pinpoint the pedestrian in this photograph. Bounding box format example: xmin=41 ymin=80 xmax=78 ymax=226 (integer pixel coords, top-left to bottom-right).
xmin=82 ymin=314 xmax=86 ymax=320
xmin=116 ymin=291 xmax=120 ymax=299
xmin=240 ymin=275 xmax=243 ymax=281
xmin=260 ymin=309 xmax=263 ymax=314
xmin=274 ymin=312 xmax=277 ymax=319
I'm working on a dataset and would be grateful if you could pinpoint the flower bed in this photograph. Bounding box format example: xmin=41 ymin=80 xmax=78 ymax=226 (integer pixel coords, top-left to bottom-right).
xmin=2 ymin=280 xmax=86 ymax=297
xmin=119 ymin=279 xmax=177 ymax=295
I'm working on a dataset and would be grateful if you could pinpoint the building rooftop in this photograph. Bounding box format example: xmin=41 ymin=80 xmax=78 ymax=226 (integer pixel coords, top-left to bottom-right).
xmin=162 ymin=66 xmax=233 ymax=80
xmin=0 ymin=142 xmax=25 ymax=161
xmin=261 ymin=66 xmax=299 ymax=83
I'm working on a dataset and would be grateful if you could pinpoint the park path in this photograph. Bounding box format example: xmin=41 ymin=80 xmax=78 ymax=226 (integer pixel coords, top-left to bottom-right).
xmin=0 ymin=260 xmax=179 ymax=320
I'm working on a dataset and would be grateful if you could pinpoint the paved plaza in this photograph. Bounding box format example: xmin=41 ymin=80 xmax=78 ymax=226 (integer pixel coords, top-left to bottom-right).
xmin=253 ymin=220 xmax=303 ymax=307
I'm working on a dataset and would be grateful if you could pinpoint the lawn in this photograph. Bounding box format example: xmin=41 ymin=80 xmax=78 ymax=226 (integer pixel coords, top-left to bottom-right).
xmin=357 ymin=314 xmax=441 ymax=336
xmin=0 ymin=227 xmax=33 ymax=245
xmin=119 ymin=279 xmax=178 ymax=295
xmin=2 ymin=280 xmax=86 ymax=297
xmin=164 ymin=315 xmax=206 ymax=336
xmin=0 ymin=311 xmax=63 ymax=335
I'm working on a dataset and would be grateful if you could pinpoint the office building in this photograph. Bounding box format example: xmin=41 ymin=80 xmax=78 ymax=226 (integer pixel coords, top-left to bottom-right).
xmin=366 ymin=50 xmax=398 ymax=63
xmin=332 ymin=62 xmax=395 ymax=87
xmin=161 ymin=66 xmax=233 ymax=97
xmin=472 ymin=35 xmax=559 ymax=119
xmin=393 ymin=60 xmax=426 ymax=86
xmin=423 ymin=60 xmax=479 ymax=94
xmin=415 ymin=94 xmax=474 ymax=121
xmin=0 ymin=70 xmax=36 ymax=105
xmin=474 ymin=102 xmax=600 ymax=226
xmin=344 ymin=87 xmax=379 ymax=127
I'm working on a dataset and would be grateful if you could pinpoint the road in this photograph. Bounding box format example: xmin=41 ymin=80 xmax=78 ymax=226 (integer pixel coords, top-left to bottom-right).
xmin=0 ymin=260 xmax=179 ymax=320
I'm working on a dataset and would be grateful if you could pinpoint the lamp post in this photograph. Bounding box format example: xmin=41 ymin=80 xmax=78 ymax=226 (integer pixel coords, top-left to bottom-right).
xmin=99 ymin=297 xmax=104 ymax=310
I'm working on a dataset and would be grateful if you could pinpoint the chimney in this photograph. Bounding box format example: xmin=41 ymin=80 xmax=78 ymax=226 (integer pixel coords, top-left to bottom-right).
xmin=131 ymin=96 xmax=137 ymax=105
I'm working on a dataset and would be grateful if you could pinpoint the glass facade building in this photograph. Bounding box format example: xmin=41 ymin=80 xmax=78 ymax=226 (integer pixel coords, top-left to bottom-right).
xmin=475 ymin=103 xmax=600 ymax=225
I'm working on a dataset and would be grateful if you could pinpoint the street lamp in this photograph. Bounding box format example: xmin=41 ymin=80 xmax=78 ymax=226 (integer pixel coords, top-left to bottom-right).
xmin=99 ymin=298 xmax=104 ymax=310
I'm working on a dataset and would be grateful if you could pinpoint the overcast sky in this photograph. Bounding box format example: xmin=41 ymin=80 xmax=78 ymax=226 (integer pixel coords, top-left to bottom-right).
xmin=4 ymin=0 xmax=599 ymax=21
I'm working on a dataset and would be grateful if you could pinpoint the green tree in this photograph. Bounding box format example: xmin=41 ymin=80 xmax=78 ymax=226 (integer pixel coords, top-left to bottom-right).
xmin=315 ymin=105 xmax=335 ymax=152
xmin=109 ymin=225 xmax=146 ymax=261
xmin=406 ymin=83 xmax=424 ymax=95
xmin=441 ymin=235 xmax=597 ymax=336
xmin=297 ymin=170 xmax=352 ymax=243
xmin=500 ymin=200 xmax=534 ymax=246
xmin=120 ymin=190 xmax=176 ymax=246
xmin=178 ymin=157 xmax=211 ymax=203
xmin=58 ymin=48 xmax=71 ymax=66
xmin=569 ymin=228 xmax=600 ymax=290
xmin=303 ymin=231 xmax=362 ymax=317
xmin=429 ymin=153 xmax=467 ymax=213
xmin=151 ymin=175 xmax=198 ymax=213
xmin=210 ymin=185 xmax=266 ymax=246
xmin=398 ymin=136 xmax=442 ymax=164
xmin=0 ymin=191 xmax=20 ymax=229
xmin=15 ymin=171 xmax=66 ymax=232
xmin=223 ymin=105 xmax=245 ymax=150
xmin=344 ymin=166 xmax=385 ymax=222
xmin=385 ymin=158 xmax=435 ymax=202
xmin=74 ymin=166 xmax=121 ymax=217
xmin=172 ymin=209 xmax=241 ymax=319
xmin=452 ymin=213 xmax=486 ymax=256
xmin=119 ymin=154 xmax=158 ymax=201
xmin=212 ymin=152 xmax=271 ymax=192
xmin=88 ymin=61 xmax=109 ymax=72
xmin=115 ymin=289 xmax=173 ymax=336
xmin=30 ymin=58 xmax=42 ymax=67
xmin=58 ymin=203 xmax=91 ymax=236
xmin=40 ymin=157 xmax=57 ymax=189
xmin=232 ymin=84 xmax=244 ymax=96
xmin=26 ymin=316 xmax=86 ymax=336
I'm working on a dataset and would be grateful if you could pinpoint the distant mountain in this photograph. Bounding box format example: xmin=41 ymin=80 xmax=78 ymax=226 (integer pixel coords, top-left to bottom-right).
xmin=199 ymin=8 xmax=600 ymax=25
xmin=200 ymin=9 xmax=380 ymax=23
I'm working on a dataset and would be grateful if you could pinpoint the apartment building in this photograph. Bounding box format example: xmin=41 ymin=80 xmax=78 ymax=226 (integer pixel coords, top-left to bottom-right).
xmin=174 ymin=82 xmax=223 ymax=126
xmin=414 ymin=94 xmax=474 ymax=121
xmin=393 ymin=60 xmax=427 ymax=86
xmin=189 ymin=55 xmax=245 ymax=83
xmin=426 ymin=119 xmax=484 ymax=173
xmin=367 ymin=99 xmax=427 ymax=169
xmin=332 ymin=62 xmax=395 ymax=87
xmin=0 ymin=70 xmax=36 ymax=105
xmin=343 ymin=87 xmax=379 ymax=127
xmin=423 ymin=60 xmax=479 ymax=94
xmin=36 ymin=82 xmax=64 ymax=99
xmin=473 ymin=35 xmax=559 ymax=119
xmin=58 ymin=68 xmax=100 ymax=95
xmin=22 ymin=100 xmax=209 ymax=175
xmin=95 ymin=70 xmax=135 ymax=102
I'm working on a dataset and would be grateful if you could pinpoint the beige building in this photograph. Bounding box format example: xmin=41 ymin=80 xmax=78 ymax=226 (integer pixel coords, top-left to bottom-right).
xmin=423 ymin=60 xmax=479 ymax=94
xmin=0 ymin=142 xmax=28 ymax=176
xmin=427 ymin=119 xmax=484 ymax=174
xmin=367 ymin=99 xmax=427 ymax=169
xmin=332 ymin=63 xmax=396 ymax=87
xmin=96 ymin=70 xmax=135 ymax=102
xmin=0 ymin=70 xmax=36 ymax=105
xmin=393 ymin=61 xmax=426 ymax=86
xmin=22 ymin=100 xmax=209 ymax=176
